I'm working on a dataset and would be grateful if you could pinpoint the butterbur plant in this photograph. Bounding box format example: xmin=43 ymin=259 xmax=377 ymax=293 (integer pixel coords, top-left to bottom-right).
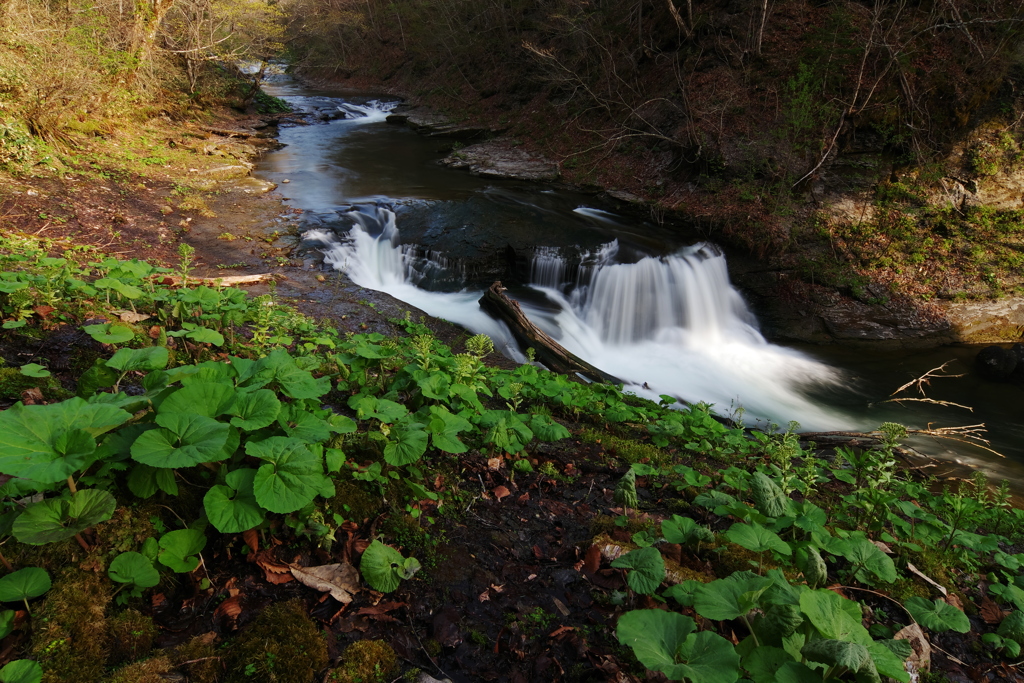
xmin=360 ymin=540 xmax=421 ymax=592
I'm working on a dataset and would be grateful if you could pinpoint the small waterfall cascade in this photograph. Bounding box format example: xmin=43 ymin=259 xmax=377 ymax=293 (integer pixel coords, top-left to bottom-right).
xmin=306 ymin=206 xmax=850 ymax=430
xmin=529 ymin=243 xmax=762 ymax=347
xmin=336 ymin=100 xmax=397 ymax=123
xmin=304 ymin=207 xmax=464 ymax=290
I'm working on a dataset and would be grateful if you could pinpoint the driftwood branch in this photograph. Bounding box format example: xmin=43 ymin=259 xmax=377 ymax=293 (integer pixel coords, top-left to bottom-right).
xmin=152 ymin=273 xmax=281 ymax=287
xmin=479 ymin=281 xmax=620 ymax=385
xmin=200 ymin=126 xmax=257 ymax=138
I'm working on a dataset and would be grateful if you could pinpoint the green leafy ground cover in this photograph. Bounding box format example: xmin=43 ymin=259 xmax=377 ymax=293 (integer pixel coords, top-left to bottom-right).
xmin=0 ymin=233 xmax=1022 ymax=681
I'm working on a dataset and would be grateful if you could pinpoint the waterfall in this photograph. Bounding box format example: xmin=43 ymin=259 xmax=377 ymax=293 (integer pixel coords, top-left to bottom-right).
xmin=532 ymin=244 xmax=762 ymax=347
xmin=303 ymin=207 xmax=523 ymax=360
xmin=336 ymin=100 xmax=396 ymax=123
xmin=307 ymin=206 xmax=852 ymax=431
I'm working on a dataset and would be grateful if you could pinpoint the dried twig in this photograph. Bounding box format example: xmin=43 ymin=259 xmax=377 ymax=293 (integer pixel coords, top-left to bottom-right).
xmin=887 ymin=361 xmax=965 ymax=398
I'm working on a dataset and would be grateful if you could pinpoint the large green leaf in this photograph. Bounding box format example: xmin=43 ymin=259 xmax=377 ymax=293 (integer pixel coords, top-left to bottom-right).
xmin=841 ymin=537 xmax=897 ymax=584
xmin=617 ymin=610 xmax=741 ymax=683
xmin=0 ymin=399 xmax=131 ymax=483
xmin=106 ymin=346 xmax=169 ymax=373
xmin=247 ymin=437 xmax=327 ymax=514
xmin=158 ymin=382 xmax=235 ymax=418
xmin=424 ymin=406 xmax=472 ymax=454
xmin=108 ymin=551 xmax=160 ymax=588
xmin=250 ymin=350 xmax=330 ymax=398
xmin=349 ymin=395 xmax=408 ymax=423
xmin=94 ymin=278 xmax=143 ymax=300
xmin=742 ymin=645 xmax=795 ymax=683
xmin=529 ymin=414 xmax=571 ymax=441
xmin=866 ymin=641 xmax=911 ymax=682
xmin=12 ymin=489 xmax=117 ymax=545
xmin=694 ymin=571 xmax=774 ymax=621
xmin=801 ymin=639 xmax=869 ymax=672
xmin=130 ymin=412 xmax=230 ymax=468
xmin=998 ymin=610 xmax=1024 ymax=644
xmin=82 ymin=322 xmax=134 ymax=344
xmin=204 ymin=468 xmax=265 ymax=533
xmin=157 ymin=528 xmax=206 ymax=573
xmin=0 ymin=610 xmax=14 ymax=640
xmin=725 ymin=522 xmax=791 ymax=556
xmin=383 ymin=422 xmax=429 ymax=466
xmin=228 ymin=389 xmax=281 ymax=430
xmin=617 ymin=610 xmax=696 ymax=675
xmin=611 ymin=547 xmax=666 ymax=595
xmin=904 ymin=597 xmax=971 ymax=633
xmin=279 ymin=405 xmax=331 ymax=443
xmin=127 ymin=463 xmax=179 ymax=499
xmin=360 ymin=540 xmax=418 ymax=592
xmin=0 ymin=568 xmax=50 ymax=603
xmin=799 ymin=589 xmax=871 ymax=645
xmin=0 ymin=659 xmax=43 ymax=683
xmin=664 ymin=515 xmax=716 ymax=547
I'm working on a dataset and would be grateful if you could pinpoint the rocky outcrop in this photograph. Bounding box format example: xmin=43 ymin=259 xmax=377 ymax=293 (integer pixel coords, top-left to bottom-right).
xmin=386 ymin=105 xmax=495 ymax=140
xmin=440 ymin=139 xmax=560 ymax=182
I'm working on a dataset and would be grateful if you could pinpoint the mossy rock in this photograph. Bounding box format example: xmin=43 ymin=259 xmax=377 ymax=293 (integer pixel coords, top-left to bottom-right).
xmin=224 ymin=600 xmax=327 ymax=683
xmin=109 ymin=609 xmax=156 ymax=665
xmin=30 ymin=570 xmax=111 ymax=683
xmin=0 ymin=367 xmax=71 ymax=403
xmin=323 ymin=480 xmax=385 ymax=522
xmin=328 ymin=640 xmax=398 ymax=683
xmin=173 ymin=634 xmax=221 ymax=683
xmin=107 ymin=656 xmax=172 ymax=683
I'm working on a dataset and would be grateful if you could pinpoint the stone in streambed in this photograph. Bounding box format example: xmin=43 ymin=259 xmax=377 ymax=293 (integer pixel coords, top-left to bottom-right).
xmin=441 ymin=139 xmax=559 ymax=181
xmin=976 ymin=345 xmax=1018 ymax=380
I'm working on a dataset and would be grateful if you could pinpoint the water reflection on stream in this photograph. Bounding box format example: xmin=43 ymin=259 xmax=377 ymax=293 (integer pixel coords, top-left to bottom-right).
xmin=256 ymin=73 xmax=1024 ymax=480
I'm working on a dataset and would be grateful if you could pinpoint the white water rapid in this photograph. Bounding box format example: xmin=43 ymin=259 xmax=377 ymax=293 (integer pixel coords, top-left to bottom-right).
xmin=307 ymin=207 xmax=853 ymax=431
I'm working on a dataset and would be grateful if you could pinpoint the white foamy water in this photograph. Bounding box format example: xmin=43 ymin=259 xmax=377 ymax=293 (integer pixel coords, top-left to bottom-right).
xmin=304 ymin=209 xmax=523 ymax=361
xmin=308 ymin=206 xmax=853 ymax=431
xmin=336 ymin=100 xmax=395 ymax=124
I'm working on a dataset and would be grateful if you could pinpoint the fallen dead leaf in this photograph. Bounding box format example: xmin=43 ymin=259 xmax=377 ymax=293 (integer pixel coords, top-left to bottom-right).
xmin=584 ymin=545 xmax=601 ymax=574
xmin=894 ymin=622 xmax=931 ymax=673
xmin=33 ymin=305 xmax=55 ymax=318
xmin=290 ymin=562 xmax=360 ymax=604
xmin=113 ymin=309 xmax=151 ymax=323
xmin=944 ymin=593 xmax=964 ymax=611
xmin=493 ymin=485 xmax=511 ymax=501
xmin=20 ymin=388 xmax=43 ymax=405
xmin=980 ymin=595 xmax=1006 ymax=625
xmin=214 ymin=595 xmax=242 ymax=625
xmin=552 ymin=597 xmax=570 ymax=616
xmin=478 ymin=589 xmax=491 ymax=602
xmin=242 ymin=529 xmax=259 ymax=553
xmin=487 ymin=457 xmax=503 ymax=471
xmin=357 ymin=601 xmax=405 ymax=622
xmin=549 ymin=626 xmax=575 ymax=638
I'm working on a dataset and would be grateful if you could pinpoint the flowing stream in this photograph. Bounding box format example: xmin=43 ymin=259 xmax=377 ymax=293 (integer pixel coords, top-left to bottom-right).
xmin=256 ymin=73 xmax=1024 ymax=480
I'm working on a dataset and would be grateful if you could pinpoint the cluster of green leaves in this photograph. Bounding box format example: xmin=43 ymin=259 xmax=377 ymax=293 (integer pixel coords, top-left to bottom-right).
xmin=612 ymin=423 xmax=1024 ymax=681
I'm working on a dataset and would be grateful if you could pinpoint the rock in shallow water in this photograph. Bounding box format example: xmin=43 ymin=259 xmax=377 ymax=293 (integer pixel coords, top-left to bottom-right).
xmin=976 ymin=344 xmax=1018 ymax=380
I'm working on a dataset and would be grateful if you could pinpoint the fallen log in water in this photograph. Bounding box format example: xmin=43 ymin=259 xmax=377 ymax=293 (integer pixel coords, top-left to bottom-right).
xmin=478 ymin=281 xmax=621 ymax=385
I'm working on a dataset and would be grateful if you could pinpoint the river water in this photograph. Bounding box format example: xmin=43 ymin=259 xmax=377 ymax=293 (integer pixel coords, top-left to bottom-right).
xmin=256 ymin=74 xmax=1024 ymax=482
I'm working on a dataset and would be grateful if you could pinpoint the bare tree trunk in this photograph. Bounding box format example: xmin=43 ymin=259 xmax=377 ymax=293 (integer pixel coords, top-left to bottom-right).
xmin=753 ymin=0 xmax=769 ymax=55
xmin=666 ymin=0 xmax=693 ymax=39
xmin=132 ymin=0 xmax=176 ymax=72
